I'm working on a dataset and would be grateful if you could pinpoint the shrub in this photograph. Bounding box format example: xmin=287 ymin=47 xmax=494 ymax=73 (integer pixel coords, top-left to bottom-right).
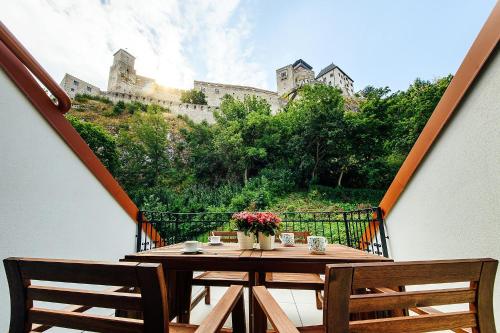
xmin=126 ymin=101 xmax=147 ymax=114
xmin=74 ymin=93 xmax=112 ymax=105
xmin=147 ymin=103 xmax=168 ymax=113
xmin=113 ymin=101 xmax=126 ymax=115
xmin=310 ymin=185 xmax=384 ymax=206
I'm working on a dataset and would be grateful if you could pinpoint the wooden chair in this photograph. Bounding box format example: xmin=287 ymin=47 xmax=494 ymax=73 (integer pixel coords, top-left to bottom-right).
xmin=193 ymin=231 xmax=324 ymax=310
xmin=253 ymin=258 xmax=498 ymax=333
xmin=4 ymin=257 xmax=246 ymax=333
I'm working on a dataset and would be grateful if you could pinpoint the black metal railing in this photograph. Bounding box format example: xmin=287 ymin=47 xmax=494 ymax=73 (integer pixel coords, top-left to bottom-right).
xmin=136 ymin=207 xmax=388 ymax=257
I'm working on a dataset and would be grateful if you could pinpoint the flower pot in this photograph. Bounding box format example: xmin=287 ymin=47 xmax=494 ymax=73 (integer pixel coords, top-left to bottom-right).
xmin=258 ymin=232 xmax=275 ymax=250
xmin=237 ymin=231 xmax=255 ymax=250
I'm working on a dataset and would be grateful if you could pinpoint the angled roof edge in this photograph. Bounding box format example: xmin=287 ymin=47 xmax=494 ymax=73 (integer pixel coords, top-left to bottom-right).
xmin=379 ymin=2 xmax=500 ymax=218
xmin=292 ymin=59 xmax=313 ymax=70
xmin=316 ymin=63 xmax=354 ymax=82
xmin=0 ymin=23 xmax=161 ymax=241
xmin=113 ymin=48 xmax=135 ymax=59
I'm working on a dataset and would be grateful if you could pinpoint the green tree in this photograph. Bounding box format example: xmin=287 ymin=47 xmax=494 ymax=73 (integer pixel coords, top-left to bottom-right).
xmin=67 ymin=116 xmax=119 ymax=174
xmin=214 ymin=95 xmax=273 ymax=184
xmin=178 ymin=120 xmax=227 ymax=186
xmin=116 ymin=109 xmax=172 ymax=193
xmin=282 ymin=84 xmax=348 ymax=186
xmin=180 ymin=89 xmax=207 ymax=105
xmin=387 ymin=76 xmax=452 ymax=156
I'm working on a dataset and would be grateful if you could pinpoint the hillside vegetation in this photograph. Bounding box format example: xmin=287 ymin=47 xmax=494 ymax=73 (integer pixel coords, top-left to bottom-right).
xmin=67 ymin=76 xmax=451 ymax=213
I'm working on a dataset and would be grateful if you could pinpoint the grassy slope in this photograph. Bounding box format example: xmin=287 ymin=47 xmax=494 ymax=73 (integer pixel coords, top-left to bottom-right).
xmin=67 ymin=98 xmax=189 ymax=135
xmin=269 ymin=188 xmax=384 ymax=212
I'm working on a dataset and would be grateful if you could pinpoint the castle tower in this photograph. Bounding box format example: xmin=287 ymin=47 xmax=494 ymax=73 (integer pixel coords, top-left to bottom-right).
xmin=107 ymin=49 xmax=137 ymax=92
xmin=276 ymin=59 xmax=315 ymax=97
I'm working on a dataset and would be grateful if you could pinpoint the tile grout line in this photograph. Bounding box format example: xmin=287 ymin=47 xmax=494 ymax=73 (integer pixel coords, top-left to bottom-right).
xmin=290 ymin=289 xmax=304 ymax=327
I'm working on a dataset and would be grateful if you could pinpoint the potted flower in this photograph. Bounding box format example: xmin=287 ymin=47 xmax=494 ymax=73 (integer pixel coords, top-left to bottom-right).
xmin=231 ymin=211 xmax=257 ymax=249
xmin=254 ymin=212 xmax=281 ymax=250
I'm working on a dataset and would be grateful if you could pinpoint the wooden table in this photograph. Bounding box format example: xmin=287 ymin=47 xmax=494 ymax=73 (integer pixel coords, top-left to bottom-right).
xmin=124 ymin=243 xmax=391 ymax=332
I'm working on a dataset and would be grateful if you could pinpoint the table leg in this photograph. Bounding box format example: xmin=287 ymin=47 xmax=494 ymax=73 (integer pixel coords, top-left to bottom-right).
xmin=166 ymin=269 xmax=193 ymax=323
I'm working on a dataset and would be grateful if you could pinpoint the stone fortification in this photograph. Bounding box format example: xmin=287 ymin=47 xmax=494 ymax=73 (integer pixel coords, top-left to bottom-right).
xmin=103 ymin=91 xmax=216 ymax=123
xmin=194 ymin=80 xmax=283 ymax=114
xmin=60 ymin=73 xmax=101 ymax=98
xmin=60 ymin=48 xmax=354 ymax=123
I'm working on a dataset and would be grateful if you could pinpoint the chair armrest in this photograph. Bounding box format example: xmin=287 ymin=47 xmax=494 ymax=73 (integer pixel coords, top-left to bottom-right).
xmin=253 ymin=286 xmax=300 ymax=333
xmin=195 ymin=285 xmax=244 ymax=333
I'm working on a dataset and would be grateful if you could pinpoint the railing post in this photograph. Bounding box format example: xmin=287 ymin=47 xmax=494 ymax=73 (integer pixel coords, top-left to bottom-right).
xmin=136 ymin=211 xmax=143 ymax=253
xmin=376 ymin=207 xmax=389 ymax=258
xmin=174 ymin=214 xmax=179 ymax=245
xmin=343 ymin=212 xmax=352 ymax=248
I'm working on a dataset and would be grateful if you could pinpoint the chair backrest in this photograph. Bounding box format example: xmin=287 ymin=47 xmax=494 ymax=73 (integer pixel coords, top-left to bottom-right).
xmin=275 ymin=231 xmax=311 ymax=244
xmin=323 ymin=259 xmax=497 ymax=333
xmin=4 ymin=257 xmax=170 ymax=333
xmin=212 ymin=231 xmax=239 ymax=243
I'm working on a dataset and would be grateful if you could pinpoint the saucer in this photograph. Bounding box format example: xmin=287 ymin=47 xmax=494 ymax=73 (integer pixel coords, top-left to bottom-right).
xmin=208 ymin=242 xmax=223 ymax=246
xmin=180 ymin=248 xmax=203 ymax=254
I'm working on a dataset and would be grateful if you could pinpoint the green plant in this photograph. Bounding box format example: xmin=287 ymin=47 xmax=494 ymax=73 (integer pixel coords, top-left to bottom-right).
xmin=180 ymin=89 xmax=207 ymax=105
xmin=66 ymin=115 xmax=119 ymax=173
xmin=231 ymin=211 xmax=281 ymax=236
xmin=74 ymin=93 xmax=112 ymax=105
xmin=254 ymin=212 xmax=282 ymax=236
xmin=126 ymin=101 xmax=147 ymax=114
xmin=113 ymin=101 xmax=126 ymax=115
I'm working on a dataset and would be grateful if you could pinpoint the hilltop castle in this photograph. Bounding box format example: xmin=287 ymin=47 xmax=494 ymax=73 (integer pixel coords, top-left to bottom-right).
xmin=60 ymin=49 xmax=354 ymax=123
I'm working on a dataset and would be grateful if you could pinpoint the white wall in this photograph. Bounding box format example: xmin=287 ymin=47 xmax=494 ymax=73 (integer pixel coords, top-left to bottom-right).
xmin=385 ymin=49 xmax=500 ymax=326
xmin=0 ymin=69 xmax=137 ymax=331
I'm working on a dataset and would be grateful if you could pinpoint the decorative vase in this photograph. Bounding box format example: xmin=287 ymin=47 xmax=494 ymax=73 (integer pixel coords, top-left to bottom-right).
xmin=237 ymin=231 xmax=255 ymax=250
xmin=258 ymin=232 xmax=275 ymax=250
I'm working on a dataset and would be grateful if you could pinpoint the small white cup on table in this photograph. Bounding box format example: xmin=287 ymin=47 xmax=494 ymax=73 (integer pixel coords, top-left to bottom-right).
xmin=279 ymin=233 xmax=295 ymax=247
xmin=183 ymin=240 xmax=200 ymax=252
xmin=208 ymin=235 xmax=221 ymax=244
xmin=307 ymin=236 xmax=327 ymax=254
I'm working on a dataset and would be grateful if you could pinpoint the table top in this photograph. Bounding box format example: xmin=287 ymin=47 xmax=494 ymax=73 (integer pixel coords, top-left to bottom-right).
xmin=125 ymin=243 xmax=391 ymax=273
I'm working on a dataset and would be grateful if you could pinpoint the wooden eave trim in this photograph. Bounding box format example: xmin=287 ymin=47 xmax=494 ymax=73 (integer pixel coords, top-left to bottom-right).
xmin=0 ymin=23 xmax=162 ymax=242
xmin=0 ymin=21 xmax=70 ymax=112
xmin=379 ymin=2 xmax=500 ymax=218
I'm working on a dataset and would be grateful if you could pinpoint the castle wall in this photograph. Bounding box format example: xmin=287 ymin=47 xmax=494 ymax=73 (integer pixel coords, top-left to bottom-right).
xmin=61 ymin=50 xmax=354 ymax=124
xmin=60 ymin=73 xmax=101 ymax=98
xmin=194 ymin=80 xmax=281 ymax=114
xmin=102 ymin=91 xmax=215 ymax=123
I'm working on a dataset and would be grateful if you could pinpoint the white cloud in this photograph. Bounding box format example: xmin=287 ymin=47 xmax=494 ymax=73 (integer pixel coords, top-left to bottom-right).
xmin=0 ymin=0 xmax=269 ymax=90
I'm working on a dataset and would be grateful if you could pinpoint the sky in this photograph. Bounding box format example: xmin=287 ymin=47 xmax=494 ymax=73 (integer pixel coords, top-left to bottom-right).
xmin=1 ymin=0 xmax=496 ymax=93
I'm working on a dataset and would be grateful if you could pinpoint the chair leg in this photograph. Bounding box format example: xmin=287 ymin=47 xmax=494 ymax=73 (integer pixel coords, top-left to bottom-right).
xmin=190 ymin=287 xmax=208 ymax=310
xmin=315 ymin=290 xmax=323 ymax=310
xmin=204 ymin=286 xmax=211 ymax=305
xmin=253 ymin=291 xmax=267 ymax=333
xmin=231 ymin=291 xmax=246 ymax=333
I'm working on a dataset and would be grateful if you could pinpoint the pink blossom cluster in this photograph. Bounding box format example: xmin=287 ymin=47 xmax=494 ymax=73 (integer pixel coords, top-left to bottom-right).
xmin=232 ymin=211 xmax=281 ymax=227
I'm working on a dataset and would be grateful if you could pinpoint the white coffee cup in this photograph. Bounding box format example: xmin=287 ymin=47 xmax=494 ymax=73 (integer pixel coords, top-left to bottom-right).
xmin=184 ymin=240 xmax=199 ymax=252
xmin=279 ymin=233 xmax=295 ymax=247
xmin=208 ymin=235 xmax=221 ymax=244
xmin=307 ymin=236 xmax=327 ymax=254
